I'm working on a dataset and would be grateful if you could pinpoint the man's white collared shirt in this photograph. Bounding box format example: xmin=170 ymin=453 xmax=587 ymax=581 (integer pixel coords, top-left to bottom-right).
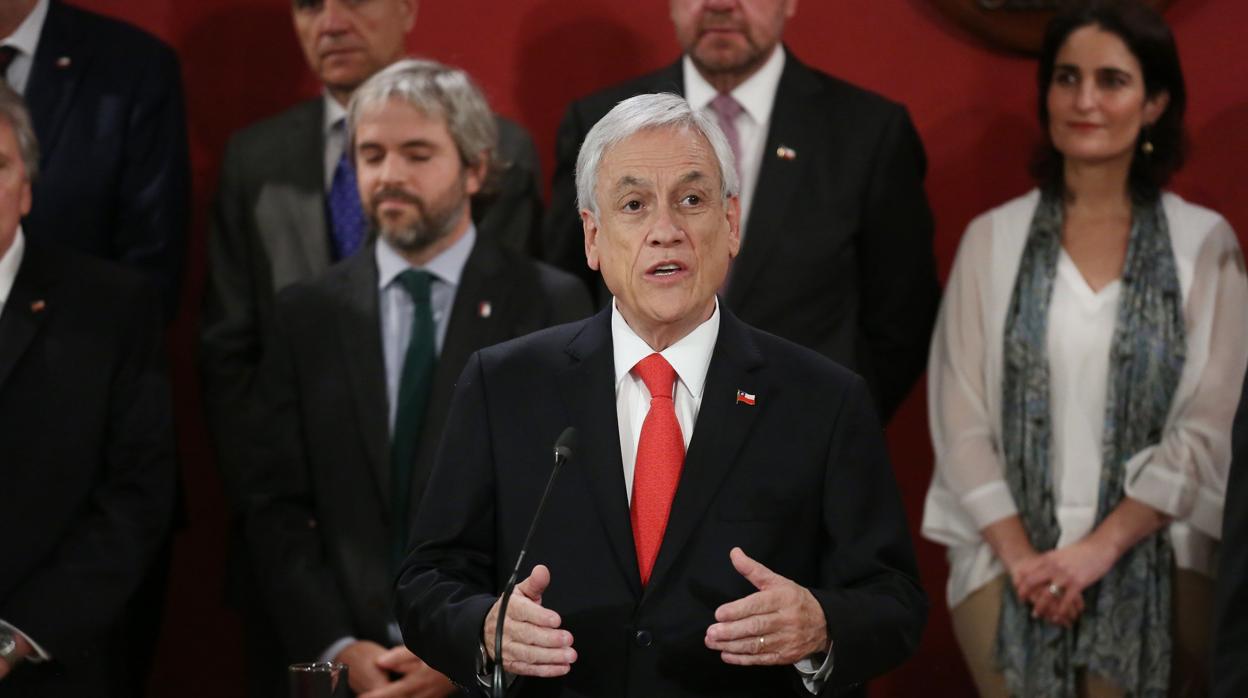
xmin=0 ymin=0 xmax=50 ymax=95
xmin=611 ymin=299 xmax=720 ymax=503
xmin=322 ymin=92 xmax=349 ymax=192
xmin=0 ymin=228 xmax=25 ymax=318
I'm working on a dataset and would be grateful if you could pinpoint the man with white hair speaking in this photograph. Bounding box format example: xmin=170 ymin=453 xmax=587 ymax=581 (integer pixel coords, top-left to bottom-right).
xmin=397 ymin=93 xmax=925 ymax=697
xmin=542 ymin=0 xmax=939 ymax=424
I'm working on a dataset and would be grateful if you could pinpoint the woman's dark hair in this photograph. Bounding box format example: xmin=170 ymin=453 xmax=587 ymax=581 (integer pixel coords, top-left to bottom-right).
xmin=1031 ymin=0 xmax=1186 ymax=202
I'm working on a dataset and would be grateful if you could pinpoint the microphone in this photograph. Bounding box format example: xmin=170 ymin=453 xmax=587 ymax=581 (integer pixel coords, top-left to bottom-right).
xmin=493 ymin=427 xmax=577 ymax=698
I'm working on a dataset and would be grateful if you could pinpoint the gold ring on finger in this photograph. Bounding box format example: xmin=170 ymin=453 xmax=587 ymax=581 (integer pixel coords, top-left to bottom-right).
xmin=757 ymin=636 xmax=765 ymax=652
xmin=1047 ymin=583 xmax=1064 ymax=598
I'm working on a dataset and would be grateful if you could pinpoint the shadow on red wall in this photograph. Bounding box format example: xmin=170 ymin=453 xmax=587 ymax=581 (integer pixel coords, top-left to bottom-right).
xmin=511 ymin=3 xmax=653 ymax=194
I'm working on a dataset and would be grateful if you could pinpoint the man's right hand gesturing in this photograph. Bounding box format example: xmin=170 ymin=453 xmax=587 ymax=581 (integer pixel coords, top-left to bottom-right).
xmin=482 ymin=564 xmax=576 ymax=677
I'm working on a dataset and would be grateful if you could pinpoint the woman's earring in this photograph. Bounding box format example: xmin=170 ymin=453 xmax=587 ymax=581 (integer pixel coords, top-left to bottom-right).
xmin=1141 ymin=127 xmax=1155 ymax=156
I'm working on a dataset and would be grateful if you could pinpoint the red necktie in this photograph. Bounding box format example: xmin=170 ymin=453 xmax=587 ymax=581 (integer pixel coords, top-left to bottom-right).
xmin=630 ymin=353 xmax=685 ymax=585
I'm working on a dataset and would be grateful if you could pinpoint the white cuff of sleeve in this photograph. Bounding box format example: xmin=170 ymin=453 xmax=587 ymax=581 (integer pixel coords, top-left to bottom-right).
xmin=960 ymin=480 xmax=1018 ymax=530
xmin=1124 ymin=449 xmax=1197 ymax=522
xmin=794 ymin=639 xmax=834 ymax=694
xmin=319 ymin=636 xmax=357 ymax=665
xmin=0 ymin=620 xmax=51 ymax=662
xmin=1190 ymin=485 xmax=1224 ymax=539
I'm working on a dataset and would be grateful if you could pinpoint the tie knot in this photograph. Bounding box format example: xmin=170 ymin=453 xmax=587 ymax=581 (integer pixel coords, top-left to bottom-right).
xmin=633 ymin=353 xmax=677 ymax=400
xmin=396 ymin=268 xmax=433 ymax=303
xmin=710 ymin=93 xmax=743 ymax=121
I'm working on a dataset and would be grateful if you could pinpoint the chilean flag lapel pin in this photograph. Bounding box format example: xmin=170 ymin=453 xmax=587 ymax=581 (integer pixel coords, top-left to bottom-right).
xmin=736 ymin=389 xmax=756 ymax=406
xmin=30 ymin=299 xmax=46 ymax=313
xmin=478 ymin=300 xmax=492 ymax=318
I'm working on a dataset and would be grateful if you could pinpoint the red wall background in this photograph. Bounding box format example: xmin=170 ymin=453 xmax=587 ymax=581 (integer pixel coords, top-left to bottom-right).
xmin=63 ymin=0 xmax=1247 ymax=695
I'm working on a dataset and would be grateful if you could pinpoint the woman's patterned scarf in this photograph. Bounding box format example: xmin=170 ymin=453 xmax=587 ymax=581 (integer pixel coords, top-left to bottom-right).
xmin=996 ymin=192 xmax=1184 ymax=696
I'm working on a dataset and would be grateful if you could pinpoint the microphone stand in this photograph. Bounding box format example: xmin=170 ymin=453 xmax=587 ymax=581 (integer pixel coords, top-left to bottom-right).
xmin=492 ymin=428 xmax=576 ymax=698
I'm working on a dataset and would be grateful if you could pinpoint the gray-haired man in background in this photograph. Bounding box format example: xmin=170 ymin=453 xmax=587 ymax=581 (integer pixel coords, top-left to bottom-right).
xmin=240 ymin=58 xmax=589 ymax=697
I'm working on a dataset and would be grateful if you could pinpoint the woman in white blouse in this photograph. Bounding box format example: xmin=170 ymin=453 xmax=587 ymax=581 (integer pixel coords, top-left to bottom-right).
xmin=922 ymin=2 xmax=1248 ymax=696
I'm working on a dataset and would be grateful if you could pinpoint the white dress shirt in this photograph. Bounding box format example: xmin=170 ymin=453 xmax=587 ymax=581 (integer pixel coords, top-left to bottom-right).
xmin=610 ymin=298 xmax=833 ymax=692
xmin=683 ymin=45 xmax=785 ymax=240
xmin=0 ymin=0 xmax=49 ymax=95
xmin=377 ymin=225 xmax=475 ymax=429
xmin=922 ymin=190 xmax=1248 ymax=608
xmin=0 ymin=227 xmax=24 ymax=318
xmin=611 ymin=299 xmax=719 ymax=502
xmin=321 ymin=92 xmax=348 ymax=192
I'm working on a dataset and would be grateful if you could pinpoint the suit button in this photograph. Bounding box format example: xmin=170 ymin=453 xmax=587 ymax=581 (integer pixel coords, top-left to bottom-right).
xmin=634 ymin=630 xmax=652 ymax=647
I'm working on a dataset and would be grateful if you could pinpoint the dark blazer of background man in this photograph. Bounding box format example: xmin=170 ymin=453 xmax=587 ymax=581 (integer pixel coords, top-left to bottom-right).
xmin=241 ymin=58 xmax=591 ymax=697
xmin=245 ymin=235 xmax=590 ymax=662
xmin=0 ymin=0 xmax=190 ymax=320
xmin=541 ymin=0 xmax=938 ymax=421
xmin=398 ymin=94 xmax=925 ymax=697
xmin=0 ymin=86 xmax=174 ymax=697
xmin=1213 ymin=369 xmax=1248 ymax=697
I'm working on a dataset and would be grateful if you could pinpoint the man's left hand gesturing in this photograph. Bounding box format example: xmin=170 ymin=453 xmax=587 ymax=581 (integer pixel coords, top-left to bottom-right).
xmin=704 ymin=547 xmax=829 ymax=665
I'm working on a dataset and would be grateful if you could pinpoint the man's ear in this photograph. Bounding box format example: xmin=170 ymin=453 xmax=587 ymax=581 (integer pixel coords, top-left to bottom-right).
xmin=464 ymin=153 xmax=488 ymax=197
xmin=581 ymin=209 xmax=601 ymax=271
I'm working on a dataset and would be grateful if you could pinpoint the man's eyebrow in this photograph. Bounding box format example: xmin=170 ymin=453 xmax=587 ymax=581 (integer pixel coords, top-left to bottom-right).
xmin=677 ymin=170 xmax=708 ymax=185
xmin=611 ymin=171 xmax=708 ymax=190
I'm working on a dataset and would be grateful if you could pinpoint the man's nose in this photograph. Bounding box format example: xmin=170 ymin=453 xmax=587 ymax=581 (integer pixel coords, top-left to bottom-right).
xmin=318 ymin=0 xmax=352 ymax=34
xmin=376 ymin=153 xmax=405 ymax=185
xmin=647 ymin=207 xmax=686 ymax=246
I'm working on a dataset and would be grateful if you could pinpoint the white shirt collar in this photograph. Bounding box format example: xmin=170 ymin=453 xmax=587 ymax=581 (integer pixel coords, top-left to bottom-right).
xmin=682 ymin=44 xmax=785 ymax=127
xmin=375 ymin=223 xmax=477 ymax=291
xmin=612 ymin=297 xmax=720 ymax=400
xmin=322 ymin=90 xmax=348 ymax=136
xmin=0 ymin=227 xmax=26 ymax=309
xmin=2 ymin=0 xmax=48 ymax=59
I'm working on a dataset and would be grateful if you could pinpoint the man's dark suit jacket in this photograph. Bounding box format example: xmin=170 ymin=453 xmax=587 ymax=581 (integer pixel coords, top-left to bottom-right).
xmin=0 ymin=240 xmax=174 ymax=697
xmin=23 ymin=0 xmax=190 ymax=320
xmin=396 ymin=307 xmax=927 ymax=697
xmin=241 ymin=237 xmax=591 ymax=665
xmin=202 ymin=96 xmax=547 ymax=508
xmin=1213 ymin=368 xmax=1248 ymax=697
xmin=541 ymin=49 xmax=938 ymax=420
